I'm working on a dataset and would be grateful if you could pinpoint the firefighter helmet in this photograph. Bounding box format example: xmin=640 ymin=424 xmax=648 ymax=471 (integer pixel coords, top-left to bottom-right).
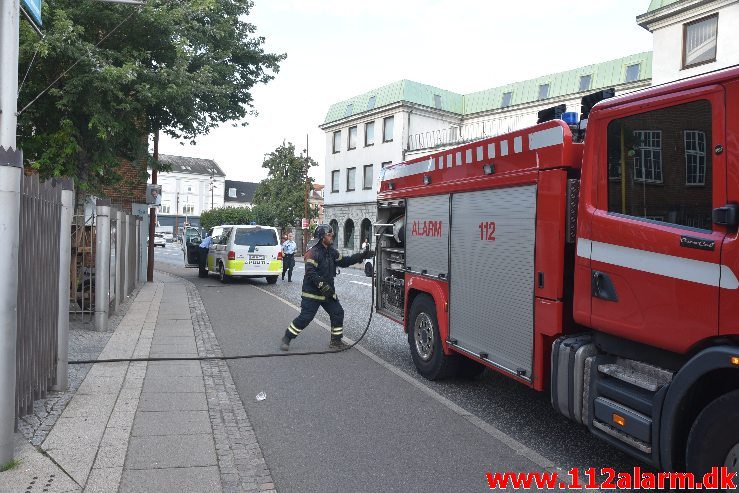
xmin=313 ymin=224 xmax=334 ymax=240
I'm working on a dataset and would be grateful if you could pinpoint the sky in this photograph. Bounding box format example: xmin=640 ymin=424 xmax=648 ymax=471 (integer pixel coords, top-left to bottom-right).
xmin=158 ymin=0 xmax=654 ymax=185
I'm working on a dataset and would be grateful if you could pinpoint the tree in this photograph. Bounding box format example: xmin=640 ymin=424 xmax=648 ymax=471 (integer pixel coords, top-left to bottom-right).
xmin=17 ymin=0 xmax=285 ymax=190
xmin=253 ymin=142 xmax=317 ymax=228
xmin=199 ymin=206 xmax=253 ymax=231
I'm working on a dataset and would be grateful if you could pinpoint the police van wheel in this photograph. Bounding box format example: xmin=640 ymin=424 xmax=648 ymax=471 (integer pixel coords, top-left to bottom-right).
xmin=408 ymin=294 xmax=458 ymax=380
xmin=219 ymin=263 xmax=229 ymax=284
xmin=686 ymin=390 xmax=739 ymax=481
xmin=266 ymin=276 xmax=278 ymax=284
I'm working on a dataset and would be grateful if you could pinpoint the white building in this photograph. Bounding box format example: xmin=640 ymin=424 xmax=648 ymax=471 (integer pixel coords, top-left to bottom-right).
xmin=638 ymin=0 xmax=739 ymax=85
xmin=319 ymin=54 xmax=652 ymax=254
xmin=149 ymin=154 xmax=226 ymax=230
xmin=319 ymin=0 xmax=738 ymax=256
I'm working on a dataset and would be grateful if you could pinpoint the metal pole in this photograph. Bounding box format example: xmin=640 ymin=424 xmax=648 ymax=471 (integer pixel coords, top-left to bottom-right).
xmin=114 ymin=209 xmax=123 ymax=312
xmin=53 ymin=179 xmax=74 ymax=391
xmin=0 ymin=0 xmax=21 ymax=464
xmin=147 ymin=130 xmax=158 ymax=282
xmin=304 ymin=134 xmax=310 ymax=253
xmin=94 ymin=200 xmax=111 ymax=331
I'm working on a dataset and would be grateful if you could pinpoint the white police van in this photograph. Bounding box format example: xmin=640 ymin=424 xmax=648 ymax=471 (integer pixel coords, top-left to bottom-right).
xmin=206 ymin=225 xmax=283 ymax=284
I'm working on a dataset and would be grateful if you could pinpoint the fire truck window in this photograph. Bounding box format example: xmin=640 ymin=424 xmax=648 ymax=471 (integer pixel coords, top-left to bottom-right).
xmin=606 ymin=99 xmax=713 ymax=231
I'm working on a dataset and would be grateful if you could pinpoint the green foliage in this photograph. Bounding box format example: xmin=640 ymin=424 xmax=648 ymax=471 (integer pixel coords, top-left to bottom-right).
xmin=199 ymin=206 xmax=253 ymax=231
xmin=0 ymin=458 xmax=21 ymax=472
xmin=17 ymin=0 xmax=285 ymax=191
xmin=252 ymin=142 xmax=317 ymax=228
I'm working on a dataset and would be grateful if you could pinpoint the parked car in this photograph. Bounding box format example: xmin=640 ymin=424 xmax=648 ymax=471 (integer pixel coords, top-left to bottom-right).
xmin=163 ymin=232 xmax=174 ymax=243
xmin=153 ymin=233 xmax=166 ymax=247
xmin=206 ymin=225 xmax=282 ymax=284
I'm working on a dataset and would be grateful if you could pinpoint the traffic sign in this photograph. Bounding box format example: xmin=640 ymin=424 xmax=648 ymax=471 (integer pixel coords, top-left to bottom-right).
xmin=301 ymin=218 xmax=309 ymax=229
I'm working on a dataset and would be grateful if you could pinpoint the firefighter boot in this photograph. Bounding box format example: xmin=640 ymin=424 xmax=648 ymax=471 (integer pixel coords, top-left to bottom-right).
xmin=329 ymin=336 xmax=350 ymax=350
xmin=280 ymin=334 xmax=291 ymax=351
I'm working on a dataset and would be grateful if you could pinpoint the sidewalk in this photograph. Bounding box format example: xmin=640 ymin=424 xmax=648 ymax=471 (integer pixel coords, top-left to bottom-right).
xmin=2 ymin=272 xmax=274 ymax=493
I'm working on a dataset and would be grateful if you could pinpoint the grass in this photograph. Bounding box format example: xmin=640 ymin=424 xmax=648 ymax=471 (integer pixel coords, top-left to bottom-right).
xmin=0 ymin=458 xmax=21 ymax=472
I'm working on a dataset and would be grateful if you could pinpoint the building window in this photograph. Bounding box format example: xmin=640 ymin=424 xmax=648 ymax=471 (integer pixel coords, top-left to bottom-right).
xmin=538 ymin=84 xmax=550 ymax=100
xmin=365 ymin=121 xmax=374 ymax=146
xmin=345 ymin=103 xmax=354 ymax=117
xmin=607 ymin=99 xmax=713 ymax=230
xmin=346 ymin=167 xmax=356 ymax=191
xmin=684 ymin=14 xmax=718 ymax=68
xmin=363 ymin=164 xmax=373 ymax=189
xmin=579 ymin=74 xmax=592 ymax=92
xmin=383 ymin=116 xmax=394 ymax=142
xmin=501 ymin=91 xmax=512 ymax=108
xmin=360 ymin=218 xmax=372 ymax=248
xmin=685 ymin=130 xmax=707 ymax=185
xmin=381 ymin=161 xmax=392 ymax=168
xmin=332 ymin=131 xmax=341 ymax=154
xmin=160 ymin=203 xmax=171 ymax=214
xmin=625 ymin=63 xmax=641 ymax=83
xmin=633 ymin=131 xmax=663 ymax=183
xmin=434 ymin=94 xmax=442 ymax=109
xmin=329 ymin=219 xmax=339 ymax=245
xmin=183 ymin=204 xmax=194 ymax=215
xmin=348 ymin=126 xmax=357 ymax=150
xmin=366 ymin=96 xmax=376 ymax=111
xmin=344 ymin=219 xmax=354 ymax=249
xmin=331 ymin=170 xmax=340 ymax=193
xmin=228 ymin=187 xmax=236 ymax=198
xmin=187 ymin=185 xmax=192 ymax=193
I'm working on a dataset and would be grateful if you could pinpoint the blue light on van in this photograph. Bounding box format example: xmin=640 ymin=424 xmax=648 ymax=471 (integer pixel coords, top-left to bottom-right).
xmin=562 ymin=112 xmax=579 ymax=125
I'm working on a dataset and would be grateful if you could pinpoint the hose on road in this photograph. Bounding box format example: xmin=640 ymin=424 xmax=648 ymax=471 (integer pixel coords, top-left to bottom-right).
xmin=68 ymin=259 xmax=377 ymax=365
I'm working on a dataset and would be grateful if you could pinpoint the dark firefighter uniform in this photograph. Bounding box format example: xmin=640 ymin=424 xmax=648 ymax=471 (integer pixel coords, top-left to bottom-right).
xmin=280 ymin=225 xmax=372 ymax=350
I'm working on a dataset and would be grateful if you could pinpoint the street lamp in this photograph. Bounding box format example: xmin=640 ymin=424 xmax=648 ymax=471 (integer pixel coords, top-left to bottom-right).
xmin=208 ymin=174 xmax=219 ymax=210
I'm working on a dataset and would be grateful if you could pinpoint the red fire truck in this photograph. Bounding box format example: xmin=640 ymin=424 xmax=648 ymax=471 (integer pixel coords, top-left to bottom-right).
xmin=372 ymin=66 xmax=739 ymax=475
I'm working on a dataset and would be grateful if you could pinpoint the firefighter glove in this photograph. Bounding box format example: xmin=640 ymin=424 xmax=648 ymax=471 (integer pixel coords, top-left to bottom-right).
xmin=318 ymin=281 xmax=335 ymax=298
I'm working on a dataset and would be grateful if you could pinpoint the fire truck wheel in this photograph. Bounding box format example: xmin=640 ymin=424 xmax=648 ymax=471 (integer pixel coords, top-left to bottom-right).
xmin=685 ymin=389 xmax=739 ymax=479
xmin=408 ymin=294 xmax=458 ymax=380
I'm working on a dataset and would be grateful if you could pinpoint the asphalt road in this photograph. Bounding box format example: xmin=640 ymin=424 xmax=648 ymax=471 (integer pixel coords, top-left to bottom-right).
xmin=154 ymin=243 xmax=644 ymax=490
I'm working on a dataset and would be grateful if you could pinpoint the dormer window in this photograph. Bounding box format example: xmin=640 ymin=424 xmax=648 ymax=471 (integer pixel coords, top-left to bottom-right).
xmin=683 ymin=14 xmax=718 ymax=69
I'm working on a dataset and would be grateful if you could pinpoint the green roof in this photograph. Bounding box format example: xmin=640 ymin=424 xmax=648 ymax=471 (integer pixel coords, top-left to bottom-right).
xmin=323 ymin=52 xmax=652 ymax=124
xmin=323 ymin=80 xmax=463 ymax=124
xmin=464 ymin=52 xmax=652 ymax=114
xmin=646 ymin=0 xmax=683 ymax=12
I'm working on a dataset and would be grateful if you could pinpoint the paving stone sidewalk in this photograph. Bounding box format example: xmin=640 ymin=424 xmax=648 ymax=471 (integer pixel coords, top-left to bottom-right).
xmin=1 ymin=272 xmax=274 ymax=493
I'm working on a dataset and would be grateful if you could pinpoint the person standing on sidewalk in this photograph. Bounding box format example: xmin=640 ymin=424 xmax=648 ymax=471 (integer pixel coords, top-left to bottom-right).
xmin=280 ymin=224 xmax=373 ymax=350
xmin=281 ymin=232 xmax=297 ymax=282
xmin=198 ymin=231 xmax=214 ymax=278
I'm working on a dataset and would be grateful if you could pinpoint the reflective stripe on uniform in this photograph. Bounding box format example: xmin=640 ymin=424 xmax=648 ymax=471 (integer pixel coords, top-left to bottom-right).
xmin=331 ymin=326 xmax=343 ymax=335
xmin=301 ymin=291 xmax=326 ymax=301
xmin=306 ymin=259 xmax=318 ymax=267
xmin=288 ymin=323 xmax=301 ymax=336
xmin=336 ymin=253 xmax=343 ymax=261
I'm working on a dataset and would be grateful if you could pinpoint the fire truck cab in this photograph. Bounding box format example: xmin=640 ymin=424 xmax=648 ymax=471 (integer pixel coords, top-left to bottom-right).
xmin=374 ymin=66 xmax=739 ymax=475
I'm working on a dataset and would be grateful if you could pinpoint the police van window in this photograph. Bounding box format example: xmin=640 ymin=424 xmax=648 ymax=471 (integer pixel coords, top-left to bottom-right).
xmin=234 ymin=228 xmax=278 ymax=246
xmin=218 ymin=228 xmax=231 ymax=245
xmin=606 ymin=99 xmax=713 ymax=230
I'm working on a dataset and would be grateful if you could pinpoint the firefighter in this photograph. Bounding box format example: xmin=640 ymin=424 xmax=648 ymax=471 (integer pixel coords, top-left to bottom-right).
xmin=280 ymin=224 xmax=373 ymax=351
